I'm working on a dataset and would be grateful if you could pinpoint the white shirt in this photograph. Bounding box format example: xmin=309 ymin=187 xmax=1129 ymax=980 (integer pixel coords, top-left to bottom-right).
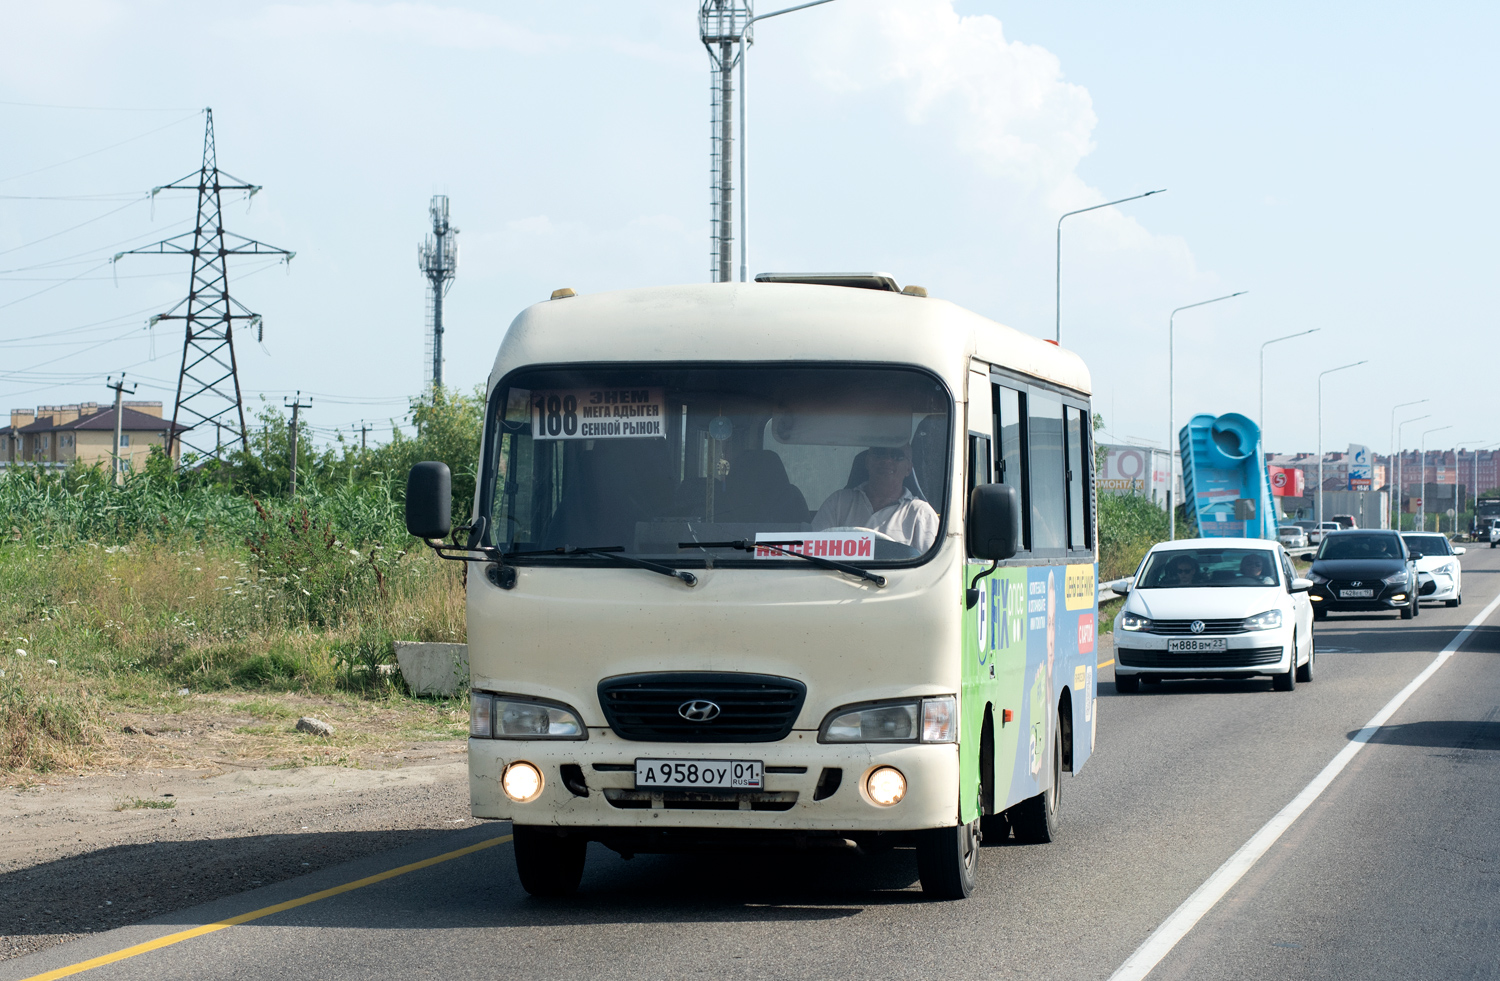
xmin=812 ymin=484 xmax=940 ymax=552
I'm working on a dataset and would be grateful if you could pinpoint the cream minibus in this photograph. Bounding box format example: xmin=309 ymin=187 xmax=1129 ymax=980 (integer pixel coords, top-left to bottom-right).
xmin=405 ymin=274 xmax=1099 ymax=900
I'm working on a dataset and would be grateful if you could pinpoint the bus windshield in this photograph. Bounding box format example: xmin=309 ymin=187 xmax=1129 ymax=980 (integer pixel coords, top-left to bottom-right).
xmin=485 ymin=365 xmax=952 ymax=565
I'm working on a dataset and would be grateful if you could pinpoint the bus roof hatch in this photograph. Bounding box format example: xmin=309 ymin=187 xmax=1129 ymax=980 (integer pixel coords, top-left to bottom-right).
xmin=753 ymin=272 xmax=902 ymax=292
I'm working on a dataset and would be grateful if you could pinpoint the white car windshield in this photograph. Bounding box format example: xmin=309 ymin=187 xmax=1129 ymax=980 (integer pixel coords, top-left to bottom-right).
xmin=1137 ymin=548 xmax=1281 ymax=588
xmin=1401 ymin=534 xmax=1451 ymax=556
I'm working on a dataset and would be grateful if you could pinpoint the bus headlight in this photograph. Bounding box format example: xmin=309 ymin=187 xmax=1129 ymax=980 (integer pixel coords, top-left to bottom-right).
xmin=502 ymin=761 xmax=544 ymax=802
xmin=819 ymin=697 xmax=957 ymax=743
xmin=470 ymin=693 xmax=586 ymax=740
xmin=865 ymin=766 xmax=907 ymax=806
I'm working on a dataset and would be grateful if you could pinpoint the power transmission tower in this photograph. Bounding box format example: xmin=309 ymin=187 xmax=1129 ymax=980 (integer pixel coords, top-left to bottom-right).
xmin=700 ymin=1 xmax=751 ymax=283
xmin=417 ymin=196 xmax=458 ymax=391
xmin=105 ymin=373 xmax=137 ymax=485
xmin=115 ymin=108 xmax=294 ymax=464
xmin=284 ymin=392 xmax=312 ymax=499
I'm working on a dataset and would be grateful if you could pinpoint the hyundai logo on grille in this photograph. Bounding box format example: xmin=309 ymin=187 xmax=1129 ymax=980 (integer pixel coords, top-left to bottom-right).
xmin=1190 ymin=620 xmax=1206 ymax=634
xmin=678 ymin=700 xmax=721 ymax=722
xmin=1351 ymin=581 xmax=1362 ymax=586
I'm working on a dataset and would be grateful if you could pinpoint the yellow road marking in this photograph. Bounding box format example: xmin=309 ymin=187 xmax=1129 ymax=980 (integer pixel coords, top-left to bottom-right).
xmin=20 ymin=833 xmax=514 ymax=981
xmin=1097 ymin=659 xmax=1115 ymax=668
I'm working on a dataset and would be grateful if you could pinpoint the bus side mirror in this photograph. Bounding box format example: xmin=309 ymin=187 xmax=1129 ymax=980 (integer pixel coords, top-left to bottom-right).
xmin=968 ymin=483 xmax=1020 ymax=561
xmin=406 ymin=461 xmax=452 ymax=540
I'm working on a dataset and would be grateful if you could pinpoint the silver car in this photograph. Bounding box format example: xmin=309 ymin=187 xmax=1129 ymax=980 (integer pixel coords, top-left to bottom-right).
xmin=1278 ymin=525 xmax=1308 ymax=548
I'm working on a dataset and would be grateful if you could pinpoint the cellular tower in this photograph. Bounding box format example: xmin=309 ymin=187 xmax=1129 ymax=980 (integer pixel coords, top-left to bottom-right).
xmin=699 ymin=0 xmax=751 ymax=283
xmin=417 ymin=195 xmax=459 ymax=390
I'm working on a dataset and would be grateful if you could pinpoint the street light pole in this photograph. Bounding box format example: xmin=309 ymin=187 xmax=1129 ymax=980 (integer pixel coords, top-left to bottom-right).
xmin=1419 ymin=426 xmax=1452 ymax=532
xmin=1055 ymin=189 xmax=1165 ymax=343
xmin=1389 ymin=399 xmax=1428 ymax=530
xmin=1316 ymin=361 xmax=1367 ymax=528
xmin=1258 ymin=328 xmax=1319 ymax=484
xmin=1394 ymin=414 xmax=1429 ymax=532
xmin=1168 ymin=291 xmax=1247 ymax=540
xmin=738 ymin=0 xmax=837 ymax=282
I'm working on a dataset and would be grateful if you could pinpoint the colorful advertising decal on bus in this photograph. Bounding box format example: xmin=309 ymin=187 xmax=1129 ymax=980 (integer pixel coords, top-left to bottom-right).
xmin=962 ymin=562 xmax=1097 ymax=825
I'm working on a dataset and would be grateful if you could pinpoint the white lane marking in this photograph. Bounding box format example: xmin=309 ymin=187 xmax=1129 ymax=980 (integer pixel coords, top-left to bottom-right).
xmin=1108 ymin=587 xmax=1500 ymax=981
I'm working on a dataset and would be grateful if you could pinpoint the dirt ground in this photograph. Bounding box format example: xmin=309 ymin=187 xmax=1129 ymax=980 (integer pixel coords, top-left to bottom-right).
xmin=0 ymin=693 xmax=481 ymax=962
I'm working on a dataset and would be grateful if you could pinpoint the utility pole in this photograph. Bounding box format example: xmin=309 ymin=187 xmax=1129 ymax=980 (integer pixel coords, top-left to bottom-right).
xmin=359 ymin=421 xmax=369 ymax=457
xmin=114 ymin=109 xmax=294 ymax=464
xmin=417 ymin=196 xmax=458 ymax=391
xmin=106 ymin=374 xmax=137 ymax=485
xmin=700 ymin=1 xmax=751 ymax=282
xmin=284 ymin=392 xmax=312 ymax=500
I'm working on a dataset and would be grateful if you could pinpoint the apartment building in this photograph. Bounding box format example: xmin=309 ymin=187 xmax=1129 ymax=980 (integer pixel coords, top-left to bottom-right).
xmin=0 ymin=402 xmax=186 ymax=470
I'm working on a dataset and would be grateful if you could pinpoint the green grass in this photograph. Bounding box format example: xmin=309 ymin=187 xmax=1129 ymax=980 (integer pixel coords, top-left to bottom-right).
xmin=116 ymin=797 xmax=175 ymax=810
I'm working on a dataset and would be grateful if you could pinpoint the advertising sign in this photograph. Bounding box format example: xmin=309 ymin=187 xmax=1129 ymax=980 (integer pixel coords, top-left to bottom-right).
xmin=1348 ymin=444 xmax=1373 ymax=490
xmin=1101 ymin=444 xmax=1171 ymax=504
xmin=1269 ymin=465 xmax=1304 ymax=497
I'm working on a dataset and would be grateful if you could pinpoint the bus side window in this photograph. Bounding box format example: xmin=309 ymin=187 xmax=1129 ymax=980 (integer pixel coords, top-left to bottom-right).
xmin=993 ymin=383 xmax=1030 ymax=551
xmin=1064 ymin=405 xmax=1090 ymax=550
xmin=968 ymin=434 xmax=992 ymax=496
xmin=1027 ymin=391 xmax=1066 ymax=552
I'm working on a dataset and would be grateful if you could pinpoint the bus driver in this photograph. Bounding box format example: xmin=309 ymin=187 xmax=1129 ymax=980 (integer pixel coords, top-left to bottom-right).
xmin=812 ymin=444 xmax=939 ymax=552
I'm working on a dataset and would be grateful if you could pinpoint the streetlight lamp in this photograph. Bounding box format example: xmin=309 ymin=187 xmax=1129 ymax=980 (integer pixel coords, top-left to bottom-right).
xmin=1394 ymin=414 xmax=1430 ymax=532
xmin=1168 ymin=291 xmax=1248 ymax=540
xmin=737 ymin=0 xmax=838 ymax=283
xmin=1419 ymin=425 xmax=1452 ymax=532
xmin=1258 ymin=328 xmax=1319 ymax=471
xmin=1055 ymin=189 xmax=1166 ymax=343
xmin=1389 ymin=399 xmax=1428 ymax=529
xmin=1316 ymin=361 xmax=1367 ymax=528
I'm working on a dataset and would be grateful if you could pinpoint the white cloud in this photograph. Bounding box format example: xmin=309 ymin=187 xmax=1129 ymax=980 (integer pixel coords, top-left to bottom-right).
xmin=812 ymin=0 xmax=1096 ymax=197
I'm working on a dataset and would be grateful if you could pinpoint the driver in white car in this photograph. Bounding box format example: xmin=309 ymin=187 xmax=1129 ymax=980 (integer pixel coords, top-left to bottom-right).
xmin=813 ymin=443 xmax=939 ymax=551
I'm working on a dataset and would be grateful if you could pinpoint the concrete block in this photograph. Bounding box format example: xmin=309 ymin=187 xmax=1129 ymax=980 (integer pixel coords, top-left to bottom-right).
xmin=394 ymin=641 xmax=469 ymax=697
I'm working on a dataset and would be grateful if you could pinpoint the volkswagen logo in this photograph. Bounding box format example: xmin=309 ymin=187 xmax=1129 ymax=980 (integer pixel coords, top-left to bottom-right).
xmin=678 ymin=699 xmax=721 ymax=722
xmin=1190 ymin=620 xmax=1206 ymax=634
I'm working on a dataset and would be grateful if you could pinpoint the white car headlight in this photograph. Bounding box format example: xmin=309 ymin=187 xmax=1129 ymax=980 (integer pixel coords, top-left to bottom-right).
xmin=1120 ymin=613 xmax=1151 ymax=632
xmin=1244 ymin=609 xmax=1283 ymax=631
xmin=819 ymin=696 xmax=956 ymax=744
xmin=470 ymin=693 xmax=586 ymax=739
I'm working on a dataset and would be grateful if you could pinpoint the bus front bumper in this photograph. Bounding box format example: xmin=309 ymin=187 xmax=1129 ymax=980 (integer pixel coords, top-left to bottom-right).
xmin=469 ymin=731 xmax=960 ymax=833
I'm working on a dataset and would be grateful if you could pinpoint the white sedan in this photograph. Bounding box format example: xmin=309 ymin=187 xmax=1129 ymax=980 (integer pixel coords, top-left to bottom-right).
xmin=1113 ymin=538 xmax=1316 ymax=692
xmin=1401 ymin=533 xmax=1464 ymax=607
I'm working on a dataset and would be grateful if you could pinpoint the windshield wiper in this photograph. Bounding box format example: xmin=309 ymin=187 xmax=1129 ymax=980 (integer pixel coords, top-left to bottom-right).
xmin=678 ymin=540 xmax=887 ymax=588
xmin=506 ymin=545 xmax=697 ymax=586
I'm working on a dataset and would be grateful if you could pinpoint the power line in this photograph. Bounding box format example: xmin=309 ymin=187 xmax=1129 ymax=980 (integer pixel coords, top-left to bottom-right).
xmin=0 ymin=196 xmax=149 ymax=257
xmin=0 ymin=100 xmax=201 ymax=111
xmin=0 ymin=109 xmax=203 ymax=185
xmin=0 ymin=217 xmax=193 ymax=274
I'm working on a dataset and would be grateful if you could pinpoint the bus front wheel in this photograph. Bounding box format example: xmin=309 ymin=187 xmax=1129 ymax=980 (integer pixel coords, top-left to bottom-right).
xmin=1010 ymin=727 xmax=1062 ymax=844
xmin=513 ymin=826 xmax=587 ymax=898
xmin=916 ymin=818 xmax=980 ymax=899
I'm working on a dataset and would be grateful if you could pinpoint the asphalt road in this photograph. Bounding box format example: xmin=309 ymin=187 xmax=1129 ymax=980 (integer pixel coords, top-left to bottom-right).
xmin=6 ymin=550 xmax=1499 ymax=981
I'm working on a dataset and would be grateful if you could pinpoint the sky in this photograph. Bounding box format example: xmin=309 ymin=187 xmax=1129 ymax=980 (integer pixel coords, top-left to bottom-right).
xmin=1 ymin=0 xmax=1495 ymax=455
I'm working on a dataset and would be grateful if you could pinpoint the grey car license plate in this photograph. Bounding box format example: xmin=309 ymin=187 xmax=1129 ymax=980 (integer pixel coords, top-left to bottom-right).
xmin=1339 ymin=588 xmax=1375 ymax=598
xmin=1167 ymin=638 xmax=1228 ymax=652
xmin=635 ymin=759 xmax=763 ymax=791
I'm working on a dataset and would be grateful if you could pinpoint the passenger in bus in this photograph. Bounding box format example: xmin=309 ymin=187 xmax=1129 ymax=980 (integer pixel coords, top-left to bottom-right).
xmin=1238 ymin=553 xmax=1275 ymax=584
xmin=812 ymin=444 xmax=939 ymax=551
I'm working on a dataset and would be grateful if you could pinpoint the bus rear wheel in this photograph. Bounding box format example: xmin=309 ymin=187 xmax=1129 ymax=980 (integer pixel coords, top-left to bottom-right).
xmin=916 ymin=818 xmax=980 ymax=899
xmin=1010 ymin=727 xmax=1062 ymax=844
xmin=513 ymin=826 xmax=587 ymax=898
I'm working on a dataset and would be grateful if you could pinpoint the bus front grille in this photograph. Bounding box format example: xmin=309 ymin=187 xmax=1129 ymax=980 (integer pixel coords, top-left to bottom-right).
xmin=597 ymin=672 xmax=807 ymax=742
xmin=1117 ymin=646 xmax=1284 ymax=669
xmin=603 ymin=788 xmax=798 ymax=812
